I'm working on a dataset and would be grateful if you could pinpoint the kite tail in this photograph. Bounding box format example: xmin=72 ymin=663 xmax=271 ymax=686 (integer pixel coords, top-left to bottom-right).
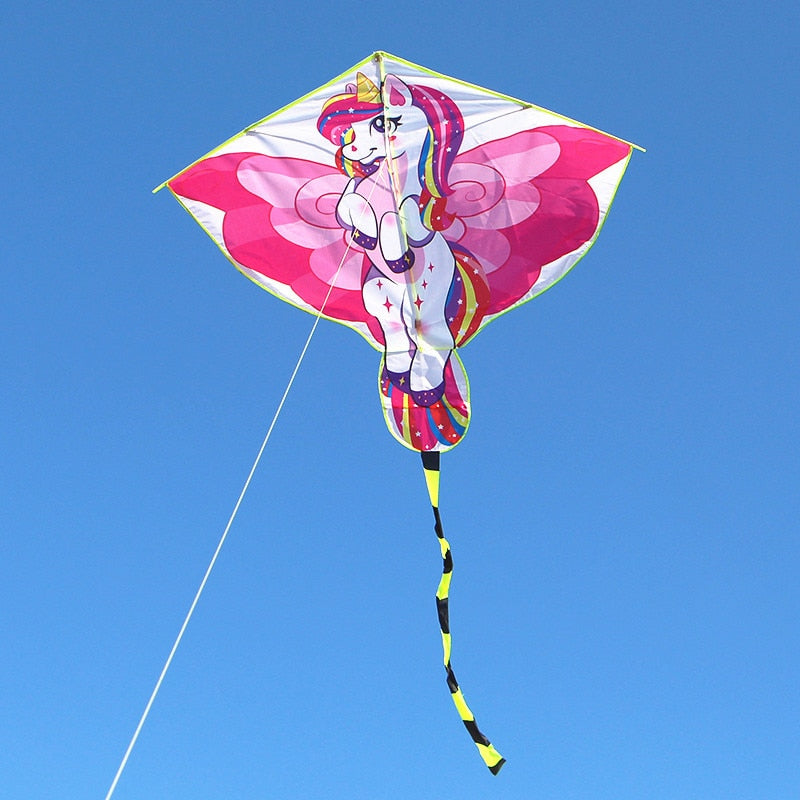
xmin=421 ymin=451 xmax=505 ymax=774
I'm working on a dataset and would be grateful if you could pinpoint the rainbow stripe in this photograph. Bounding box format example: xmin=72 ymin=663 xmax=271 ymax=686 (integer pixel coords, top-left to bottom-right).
xmin=446 ymin=250 xmax=490 ymax=346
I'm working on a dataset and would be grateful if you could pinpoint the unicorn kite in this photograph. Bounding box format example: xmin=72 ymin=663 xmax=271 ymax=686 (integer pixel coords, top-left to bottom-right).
xmin=161 ymin=51 xmax=638 ymax=773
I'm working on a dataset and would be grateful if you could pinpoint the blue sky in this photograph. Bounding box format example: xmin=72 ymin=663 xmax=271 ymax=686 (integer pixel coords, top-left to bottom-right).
xmin=2 ymin=1 xmax=798 ymax=798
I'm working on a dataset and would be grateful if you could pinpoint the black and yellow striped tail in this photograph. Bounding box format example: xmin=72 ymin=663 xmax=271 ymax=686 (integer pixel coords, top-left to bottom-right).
xmin=421 ymin=451 xmax=506 ymax=775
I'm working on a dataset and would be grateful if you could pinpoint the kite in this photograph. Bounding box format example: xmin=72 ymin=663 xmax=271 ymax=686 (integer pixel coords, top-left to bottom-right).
xmin=160 ymin=51 xmax=638 ymax=774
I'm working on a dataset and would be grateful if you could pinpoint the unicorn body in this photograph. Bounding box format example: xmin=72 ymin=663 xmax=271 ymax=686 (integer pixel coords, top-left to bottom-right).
xmin=318 ymin=74 xmax=465 ymax=407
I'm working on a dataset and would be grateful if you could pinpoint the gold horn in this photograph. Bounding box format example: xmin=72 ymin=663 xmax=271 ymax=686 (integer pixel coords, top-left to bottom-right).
xmin=356 ymin=72 xmax=380 ymax=103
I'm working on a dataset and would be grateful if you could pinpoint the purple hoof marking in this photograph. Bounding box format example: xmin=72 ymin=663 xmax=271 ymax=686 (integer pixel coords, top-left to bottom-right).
xmin=382 ymin=366 xmax=411 ymax=391
xmin=352 ymin=228 xmax=377 ymax=250
xmin=410 ymin=382 xmax=445 ymax=406
xmin=386 ymin=248 xmax=415 ymax=273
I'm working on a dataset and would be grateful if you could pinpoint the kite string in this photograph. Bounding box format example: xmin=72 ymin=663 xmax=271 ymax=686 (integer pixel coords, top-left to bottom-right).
xmin=104 ymin=169 xmax=385 ymax=800
xmin=104 ymin=308 xmax=324 ymax=800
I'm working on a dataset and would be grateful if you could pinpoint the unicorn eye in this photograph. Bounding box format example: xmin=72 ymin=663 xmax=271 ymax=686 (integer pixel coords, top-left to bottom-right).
xmin=370 ymin=115 xmax=401 ymax=135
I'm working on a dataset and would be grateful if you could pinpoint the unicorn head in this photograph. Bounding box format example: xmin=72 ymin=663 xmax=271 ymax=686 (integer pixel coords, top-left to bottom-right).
xmin=317 ymin=73 xmax=384 ymax=177
xmin=317 ymin=73 xmax=464 ymax=229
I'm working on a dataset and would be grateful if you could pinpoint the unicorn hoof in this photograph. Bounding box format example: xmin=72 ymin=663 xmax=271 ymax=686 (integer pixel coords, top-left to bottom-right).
xmin=410 ymin=382 xmax=445 ymax=406
xmin=385 ymin=248 xmax=415 ymax=273
xmin=382 ymin=366 xmax=411 ymax=390
xmin=352 ymin=228 xmax=378 ymax=250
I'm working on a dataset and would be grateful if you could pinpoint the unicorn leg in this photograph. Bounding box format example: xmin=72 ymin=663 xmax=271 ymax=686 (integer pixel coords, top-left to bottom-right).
xmin=405 ymin=241 xmax=456 ymax=401
xmin=399 ymin=195 xmax=435 ymax=246
xmin=378 ymin=210 xmax=416 ymax=273
xmin=408 ymin=349 xmax=450 ymax=405
xmin=336 ymin=180 xmax=378 ymax=244
xmin=362 ymin=270 xmax=413 ymax=376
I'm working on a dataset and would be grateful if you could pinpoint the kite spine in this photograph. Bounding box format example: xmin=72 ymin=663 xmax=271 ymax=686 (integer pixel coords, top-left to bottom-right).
xmin=421 ymin=452 xmax=505 ymax=774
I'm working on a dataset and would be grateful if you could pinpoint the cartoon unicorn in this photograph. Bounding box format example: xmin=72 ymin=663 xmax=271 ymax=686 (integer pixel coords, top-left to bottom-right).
xmin=317 ymin=73 xmax=478 ymax=445
xmin=168 ymin=59 xmax=634 ymax=454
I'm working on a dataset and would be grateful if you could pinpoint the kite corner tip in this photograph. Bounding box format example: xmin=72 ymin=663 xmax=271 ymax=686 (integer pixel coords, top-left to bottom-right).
xmin=372 ymin=49 xmax=403 ymax=64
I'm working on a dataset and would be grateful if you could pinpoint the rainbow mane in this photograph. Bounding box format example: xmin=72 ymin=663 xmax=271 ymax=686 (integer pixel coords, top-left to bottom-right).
xmin=407 ymin=84 xmax=463 ymax=198
xmin=317 ymin=76 xmax=383 ymax=179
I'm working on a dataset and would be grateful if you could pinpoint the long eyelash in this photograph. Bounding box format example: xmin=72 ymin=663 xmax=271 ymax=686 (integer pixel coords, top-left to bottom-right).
xmin=370 ymin=115 xmax=403 ymax=133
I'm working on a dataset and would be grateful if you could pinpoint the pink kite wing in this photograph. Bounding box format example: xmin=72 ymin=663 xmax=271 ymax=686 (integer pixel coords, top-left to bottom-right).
xmin=445 ymin=124 xmax=632 ymax=337
xmin=168 ymin=152 xmax=385 ymax=348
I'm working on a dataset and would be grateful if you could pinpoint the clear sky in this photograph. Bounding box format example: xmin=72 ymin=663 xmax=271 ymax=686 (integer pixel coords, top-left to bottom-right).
xmin=2 ymin=1 xmax=798 ymax=798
